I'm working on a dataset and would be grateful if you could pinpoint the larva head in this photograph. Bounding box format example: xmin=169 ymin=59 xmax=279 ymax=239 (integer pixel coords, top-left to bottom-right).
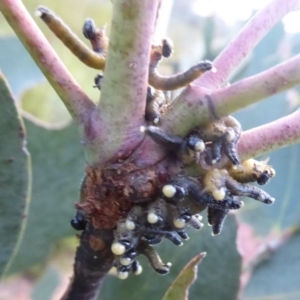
xmin=255 ymin=159 xmax=276 ymax=185
xmin=162 ymin=37 xmax=174 ymax=57
xmin=228 ymin=158 xmax=275 ymax=184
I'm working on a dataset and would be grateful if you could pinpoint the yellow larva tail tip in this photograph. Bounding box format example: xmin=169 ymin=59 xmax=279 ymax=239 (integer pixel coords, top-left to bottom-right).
xmin=162 ymin=184 xmax=176 ymax=198
xmin=212 ymin=188 xmax=226 ymax=201
xmin=120 ymin=257 xmax=132 ymax=266
xmin=211 ymin=66 xmax=217 ymax=73
xmin=147 ymin=212 xmax=159 ymax=224
xmin=140 ymin=126 xmax=146 ymax=133
xmin=173 ymin=218 xmax=186 ymax=229
xmin=195 ymin=140 xmax=205 ymax=152
xmin=111 ymin=242 xmax=126 ymax=255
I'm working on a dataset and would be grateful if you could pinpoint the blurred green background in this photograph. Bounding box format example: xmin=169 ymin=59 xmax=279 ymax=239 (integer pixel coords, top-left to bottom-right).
xmin=1 ymin=0 xmax=300 ymax=299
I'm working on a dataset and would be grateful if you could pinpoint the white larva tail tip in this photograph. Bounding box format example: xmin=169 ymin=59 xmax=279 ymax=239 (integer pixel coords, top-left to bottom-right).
xmin=195 ymin=141 xmax=205 ymax=152
xmin=153 ymin=117 xmax=159 ymax=124
xmin=140 ymin=126 xmax=146 ymax=133
xmin=118 ymin=271 xmax=129 ymax=280
xmin=134 ymin=265 xmax=143 ymax=275
xmin=147 ymin=212 xmax=159 ymax=224
xmin=34 ymin=9 xmax=43 ymax=17
xmin=166 ymin=262 xmax=172 ymax=267
xmin=120 ymin=257 xmax=132 ymax=266
xmin=173 ymin=218 xmax=186 ymax=229
xmin=162 ymin=184 xmax=176 ymax=198
xmin=125 ymin=219 xmax=135 ymax=231
xmin=111 ymin=242 xmax=126 ymax=255
xmin=211 ymin=66 xmax=217 ymax=73
xmin=211 ymin=159 xmax=217 ymax=165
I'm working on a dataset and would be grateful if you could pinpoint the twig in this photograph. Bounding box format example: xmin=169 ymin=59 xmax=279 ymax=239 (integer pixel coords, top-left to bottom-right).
xmin=61 ymin=227 xmax=114 ymax=300
xmin=195 ymin=0 xmax=300 ymax=89
xmin=136 ymin=51 xmax=300 ymax=167
xmin=162 ymin=53 xmax=300 ymax=136
xmin=0 ymin=0 xmax=96 ymax=125
xmin=238 ymin=108 xmax=300 ymax=160
xmin=95 ymin=0 xmax=161 ymax=164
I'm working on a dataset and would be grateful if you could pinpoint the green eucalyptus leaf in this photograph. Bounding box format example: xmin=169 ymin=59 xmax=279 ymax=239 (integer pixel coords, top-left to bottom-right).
xmin=0 ymin=73 xmax=31 ymax=277
xmin=243 ymin=230 xmax=300 ymax=300
xmin=8 ymin=119 xmax=84 ymax=273
xmin=100 ymin=215 xmax=241 ymax=300
xmin=162 ymin=252 xmax=206 ymax=300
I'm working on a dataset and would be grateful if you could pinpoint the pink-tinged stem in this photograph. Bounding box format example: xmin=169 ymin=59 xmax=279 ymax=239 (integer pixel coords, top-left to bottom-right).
xmin=162 ymin=53 xmax=300 ymax=136
xmin=137 ymin=54 xmax=300 ymax=167
xmin=239 ymin=109 xmax=300 ymax=160
xmin=0 ymin=0 xmax=95 ymax=125
xmin=195 ymin=0 xmax=300 ymax=89
xmin=94 ymin=0 xmax=160 ymax=164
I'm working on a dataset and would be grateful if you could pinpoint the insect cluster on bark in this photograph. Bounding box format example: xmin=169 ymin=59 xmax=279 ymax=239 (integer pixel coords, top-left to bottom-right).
xmin=37 ymin=7 xmax=276 ymax=281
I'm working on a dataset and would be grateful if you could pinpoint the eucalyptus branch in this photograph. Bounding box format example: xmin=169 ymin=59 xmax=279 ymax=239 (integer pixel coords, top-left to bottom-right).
xmin=162 ymin=53 xmax=300 ymax=136
xmin=93 ymin=0 xmax=160 ymax=164
xmin=238 ymin=108 xmax=300 ymax=160
xmin=136 ymin=53 xmax=300 ymax=167
xmin=0 ymin=0 xmax=96 ymax=125
xmin=195 ymin=0 xmax=300 ymax=89
xmin=61 ymin=226 xmax=114 ymax=300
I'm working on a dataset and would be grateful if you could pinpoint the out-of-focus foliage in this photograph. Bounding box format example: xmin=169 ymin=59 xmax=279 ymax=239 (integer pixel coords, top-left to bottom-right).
xmin=0 ymin=74 xmax=31 ymax=278
xmin=1 ymin=0 xmax=300 ymax=299
xmin=244 ymin=230 xmax=300 ymax=300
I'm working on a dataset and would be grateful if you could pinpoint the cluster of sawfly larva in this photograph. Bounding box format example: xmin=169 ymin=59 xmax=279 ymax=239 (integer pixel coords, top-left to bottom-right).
xmin=37 ymin=7 xmax=276 ymax=281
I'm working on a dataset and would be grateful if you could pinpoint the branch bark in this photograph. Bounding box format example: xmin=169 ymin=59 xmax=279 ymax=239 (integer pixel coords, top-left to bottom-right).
xmin=61 ymin=227 xmax=114 ymax=300
xmin=91 ymin=0 xmax=160 ymax=165
xmin=238 ymin=108 xmax=300 ymax=160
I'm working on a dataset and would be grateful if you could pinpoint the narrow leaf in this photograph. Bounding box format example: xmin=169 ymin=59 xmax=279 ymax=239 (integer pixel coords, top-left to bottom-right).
xmin=162 ymin=252 xmax=206 ymax=300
